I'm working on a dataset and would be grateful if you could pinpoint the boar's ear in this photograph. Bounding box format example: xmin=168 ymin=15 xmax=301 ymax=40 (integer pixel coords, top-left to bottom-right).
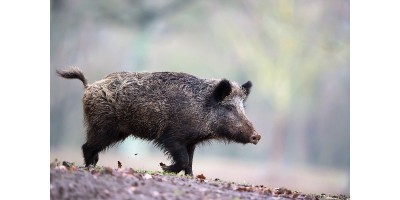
xmin=242 ymin=81 xmax=252 ymax=96
xmin=212 ymin=79 xmax=232 ymax=102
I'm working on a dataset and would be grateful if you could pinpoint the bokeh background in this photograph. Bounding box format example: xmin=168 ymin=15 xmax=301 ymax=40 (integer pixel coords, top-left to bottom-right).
xmin=50 ymin=0 xmax=349 ymax=195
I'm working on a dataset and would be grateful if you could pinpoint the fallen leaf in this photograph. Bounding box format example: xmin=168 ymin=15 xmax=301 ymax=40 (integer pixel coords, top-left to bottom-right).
xmin=62 ymin=161 xmax=72 ymax=168
xmin=126 ymin=168 xmax=135 ymax=175
xmin=69 ymin=166 xmax=77 ymax=171
xmin=196 ymin=174 xmax=206 ymax=182
xmin=50 ymin=158 xmax=60 ymax=168
xmin=236 ymin=186 xmax=253 ymax=192
xmin=103 ymin=167 xmax=113 ymax=175
xmin=118 ymin=161 xmax=122 ymax=169
xmin=264 ymin=188 xmax=272 ymax=195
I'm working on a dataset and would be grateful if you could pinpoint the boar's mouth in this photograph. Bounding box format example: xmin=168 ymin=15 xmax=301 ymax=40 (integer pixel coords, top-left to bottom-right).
xmin=231 ymin=131 xmax=259 ymax=145
xmin=234 ymin=130 xmax=261 ymax=145
xmin=216 ymin=128 xmax=260 ymax=145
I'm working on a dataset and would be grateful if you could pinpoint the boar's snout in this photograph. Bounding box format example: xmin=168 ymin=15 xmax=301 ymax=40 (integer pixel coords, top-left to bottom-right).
xmin=250 ymin=134 xmax=261 ymax=145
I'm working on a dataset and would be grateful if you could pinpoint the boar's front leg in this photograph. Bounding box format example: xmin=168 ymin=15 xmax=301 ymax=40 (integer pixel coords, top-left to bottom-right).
xmin=185 ymin=144 xmax=196 ymax=176
xmin=160 ymin=142 xmax=190 ymax=175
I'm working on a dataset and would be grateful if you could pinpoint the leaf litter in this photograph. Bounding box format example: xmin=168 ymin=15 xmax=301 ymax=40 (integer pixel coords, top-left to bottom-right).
xmin=50 ymin=159 xmax=349 ymax=200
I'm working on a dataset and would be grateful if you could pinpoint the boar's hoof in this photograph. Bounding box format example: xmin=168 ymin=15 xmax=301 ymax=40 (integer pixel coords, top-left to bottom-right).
xmin=184 ymin=168 xmax=193 ymax=176
xmin=250 ymin=134 xmax=261 ymax=144
xmin=161 ymin=164 xmax=183 ymax=174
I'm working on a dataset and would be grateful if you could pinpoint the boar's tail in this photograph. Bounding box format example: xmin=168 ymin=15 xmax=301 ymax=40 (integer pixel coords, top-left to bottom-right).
xmin=56 ymin=66 xmax=88 ymax=88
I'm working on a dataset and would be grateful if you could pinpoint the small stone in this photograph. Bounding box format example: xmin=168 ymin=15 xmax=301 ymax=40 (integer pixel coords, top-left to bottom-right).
xmin=152 ymin=191 xmax=160 ymax=197
xmin=143 ymin=173 xmax=152 ymax=180
xmin=55 ymin=166 xmax=67 ymax=171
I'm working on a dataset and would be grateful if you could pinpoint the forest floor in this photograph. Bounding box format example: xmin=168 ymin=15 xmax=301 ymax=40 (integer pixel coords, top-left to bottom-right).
xmin=50 ymin=159 xmax=349 ymax=200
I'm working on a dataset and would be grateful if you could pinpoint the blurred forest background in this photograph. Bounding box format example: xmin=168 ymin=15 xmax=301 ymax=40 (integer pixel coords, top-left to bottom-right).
xmin=50 ymin=0 xmax=349 ymax=195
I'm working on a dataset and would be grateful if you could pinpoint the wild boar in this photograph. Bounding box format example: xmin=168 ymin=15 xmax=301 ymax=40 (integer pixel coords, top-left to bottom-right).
xmin=56 ymin=67 xmax=261 ymax=175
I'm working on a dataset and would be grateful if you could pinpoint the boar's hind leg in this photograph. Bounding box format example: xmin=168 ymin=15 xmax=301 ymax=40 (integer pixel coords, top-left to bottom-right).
xmin=82 ymin=142 xmax=100 ymax=167
xmin=185 ymin=144 xmax=196 ymax=176
xmin=82 ymin=126 xmax=123 ymax=167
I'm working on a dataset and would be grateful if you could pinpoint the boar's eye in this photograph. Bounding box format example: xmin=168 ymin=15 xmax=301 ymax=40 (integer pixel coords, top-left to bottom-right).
xmin=225 ymin=105 xmax=236 ymax=111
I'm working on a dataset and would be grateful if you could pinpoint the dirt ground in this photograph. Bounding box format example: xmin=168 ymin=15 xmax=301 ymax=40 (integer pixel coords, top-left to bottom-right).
xmin=50 ymin=160 xmax=349 ymax=200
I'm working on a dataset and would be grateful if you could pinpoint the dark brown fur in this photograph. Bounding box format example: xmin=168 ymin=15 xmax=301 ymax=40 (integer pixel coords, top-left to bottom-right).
xmin=56 ymin=67 xmax=261 ymax=175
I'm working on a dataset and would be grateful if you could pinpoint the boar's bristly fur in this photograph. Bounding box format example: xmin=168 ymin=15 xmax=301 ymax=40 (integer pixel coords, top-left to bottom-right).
xmin=56 ymin=67 xmax=261 ymax=176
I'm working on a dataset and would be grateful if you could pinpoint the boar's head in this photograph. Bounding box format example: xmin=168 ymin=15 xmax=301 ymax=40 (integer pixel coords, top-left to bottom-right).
xmin=208 ymin=79 xmax=261 ymax=145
